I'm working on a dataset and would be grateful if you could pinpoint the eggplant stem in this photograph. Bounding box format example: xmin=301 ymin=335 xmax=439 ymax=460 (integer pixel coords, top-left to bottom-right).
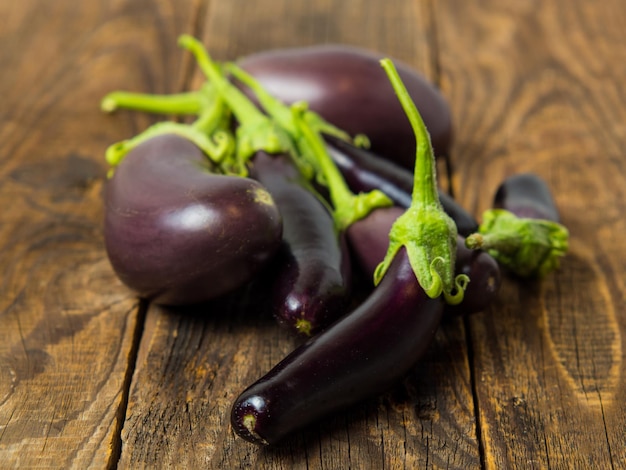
xmin=374 ymin=59 xmax=467 ymax=304
xmin=178 ymin=35 xmax=293 ymax=169
xmin=291 ymin=104 xmax=392 ymax=231
xmin=100 ymin=90 xmax=204 ymax=115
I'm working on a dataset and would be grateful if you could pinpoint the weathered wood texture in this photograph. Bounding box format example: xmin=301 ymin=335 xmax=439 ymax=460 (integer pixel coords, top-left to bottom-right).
xmin=0 ymin=0 xmax=625 ymax=469
xmin=437 ymin=0 xmax=626 ymax=468
xmin=0 ymin=0 xmax=198 ymax=468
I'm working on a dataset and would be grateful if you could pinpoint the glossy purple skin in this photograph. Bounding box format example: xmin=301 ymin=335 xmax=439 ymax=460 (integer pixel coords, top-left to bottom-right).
xmin=347 ymin=207 xmax=501 ymax=316
xmin=231 ymin=247 xmax=443 ymax=446
xmin=325 ymin=136 xmax=478 ymax=236
xmin=249 ymin=152 xmax=351 ymax=337
xmin=237 ymin=44 xmax=453 ymax=169
xmin=104 ymin=134 xmax=283 ymax=306
xmin=346 ymin=206 xmax=405 ymax=278
xmin=493 ymin=173 xmax=560 ymax=222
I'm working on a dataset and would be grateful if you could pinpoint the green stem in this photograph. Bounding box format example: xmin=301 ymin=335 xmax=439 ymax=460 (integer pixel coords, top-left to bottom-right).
xmin=374 ymin=59 xmax=468 ymax=304
xmin=178 ymin=35 xmax=292 ymax=168
xmin=104 ymin=83 xmax=233 ymax=169
xmin=380 ymin=61 xmax=439 ymax=209
xmin=291 ymin=105 xmax=393 ymax=230
xmin=101 ymin=90 xmax=204 ymax=115
xmin=227 ymin=63 xmax=353 ymax=142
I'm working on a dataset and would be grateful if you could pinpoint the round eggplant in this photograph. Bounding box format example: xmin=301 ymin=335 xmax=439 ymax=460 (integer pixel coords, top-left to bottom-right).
xmin=236 ymin=44 xmax=453 ymax=169
xmin=104 ymin=134 xmax=283 ymax=305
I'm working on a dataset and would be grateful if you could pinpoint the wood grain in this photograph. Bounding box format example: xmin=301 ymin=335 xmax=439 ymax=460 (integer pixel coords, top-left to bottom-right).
xmin=436 ymin=0 xmax=626 ymax=467
xmin=2 ymin=0 xmax=625 ymax=468
xmin=0 ymin=0 xmax=198 ymax=467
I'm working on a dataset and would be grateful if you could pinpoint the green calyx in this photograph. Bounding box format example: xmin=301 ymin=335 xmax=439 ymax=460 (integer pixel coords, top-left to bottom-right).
xmin=101 ymin=35 xmax=393 ymax=233
xmin=374 ymin=59 xmax=468 ymax=305
xmin=225 ymin=60 xmax=393 ymax=231
xmin=103 ymin=82 xmax=233 ymax=170
xmin=465 ymin=209 xmax=569 ymax=278
xmin=289 ymin=103 xmax=392 ymax=231
xmin=177 ymin=35 xmax=295 ymax=174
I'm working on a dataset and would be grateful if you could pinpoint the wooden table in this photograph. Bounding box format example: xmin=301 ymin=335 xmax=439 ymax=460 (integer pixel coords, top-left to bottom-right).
xmin=1 ymin=0 xmax=625 ymax=468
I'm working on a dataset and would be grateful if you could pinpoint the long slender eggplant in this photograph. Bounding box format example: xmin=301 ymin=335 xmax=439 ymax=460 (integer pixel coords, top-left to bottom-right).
xmin=249 ymin=152 xmax=351 ymax=337
xmin=230 ymin=246 xmax=443 ymax=446
xmin=325 ymin=136 xmax=478 ymax=237
xmin=347 ymin=207 xmax=501 ymax=317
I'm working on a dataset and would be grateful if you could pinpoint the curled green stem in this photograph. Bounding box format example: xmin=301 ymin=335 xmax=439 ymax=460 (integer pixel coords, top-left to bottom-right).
xmin=374 ymin=59 xmax=468 ymax=304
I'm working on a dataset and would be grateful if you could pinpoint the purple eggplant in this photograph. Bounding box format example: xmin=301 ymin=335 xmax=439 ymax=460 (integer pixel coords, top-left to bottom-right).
xmin=230 ymin=246 xmax=443 ymax=446
xmin=236 ymin=44 xmax=453 ymax=170
xmin=325 ymin=136 xmax=478 ymax=236
xmin=347 ymin=207 xmax=501 ymax=317
xmin=493 ymin=172 xmax=560 ymax=222
xmin=249 ymin=152 xmax=351 ymax=337
xmin=104 ymin=134 xmax=283 ymax=305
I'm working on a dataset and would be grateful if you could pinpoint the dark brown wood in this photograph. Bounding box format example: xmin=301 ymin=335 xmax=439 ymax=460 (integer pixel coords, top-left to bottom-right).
xmin=1 ymin=0 xmax=625 ymax=468
xmin=436 ymin=0 xmax=626 ymax=468
xmin=0 ymin=0 xmax=199 ymax=468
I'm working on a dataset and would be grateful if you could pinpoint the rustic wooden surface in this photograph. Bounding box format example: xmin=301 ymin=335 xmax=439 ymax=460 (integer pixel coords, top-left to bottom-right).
xmin=1 ymin=0 xmax=625 ymax=468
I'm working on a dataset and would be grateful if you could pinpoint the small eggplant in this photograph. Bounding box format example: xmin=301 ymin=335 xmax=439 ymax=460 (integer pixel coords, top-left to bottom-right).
xmin=325 ymin=136 xmax=478 ymax=237
xmin=236 ymin=44 xmax=453 ymax=170
xmin=249 ymin=152 xmax=351 ymax=337
xmin=493 ymin=172 xmax=560 ymax=222
xmin=104 ymin=134 xmax=283 ymax=305
xmin=230 ymin=246 xmax=443 ymax=446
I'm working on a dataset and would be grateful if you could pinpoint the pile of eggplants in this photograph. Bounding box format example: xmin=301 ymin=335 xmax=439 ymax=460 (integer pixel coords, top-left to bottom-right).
xmin=100 ymin=36 xmax=569 ymax=446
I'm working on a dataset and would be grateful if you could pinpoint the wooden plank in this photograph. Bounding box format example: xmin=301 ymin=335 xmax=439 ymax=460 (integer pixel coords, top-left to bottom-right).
xmin=0 ymin=0 xmax=199 ymax=467
xmin=118 ymin=0 xmax=481 ymax=468
xmin=436 ymin=0 xmax=626 ymax=467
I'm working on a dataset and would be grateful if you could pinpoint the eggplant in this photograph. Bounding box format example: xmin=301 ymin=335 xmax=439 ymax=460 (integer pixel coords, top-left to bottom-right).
xmin=230 ymin=246 xmax=443 ymax=446
xmin=237 ymin=44 xmax=453 ymax=170
xmin=104 ymin=134 xmax=283 ymax=305
xmin=249 ymin=152 xmax=351 ymax=337
xmin=325 ymin=136 xmax=478 ymax=236
xmin=347 ymin=207 xmax=501 ymax=317
xmin=493 ymin=172 xmax=560 ymax=222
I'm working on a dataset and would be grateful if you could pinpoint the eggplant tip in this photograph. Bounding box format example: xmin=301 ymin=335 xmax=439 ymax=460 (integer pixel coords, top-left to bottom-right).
xmin=240 ymin=414 xmax=269 ymax=445
xmin=294 ymin=318 xmax=313 ymax=337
